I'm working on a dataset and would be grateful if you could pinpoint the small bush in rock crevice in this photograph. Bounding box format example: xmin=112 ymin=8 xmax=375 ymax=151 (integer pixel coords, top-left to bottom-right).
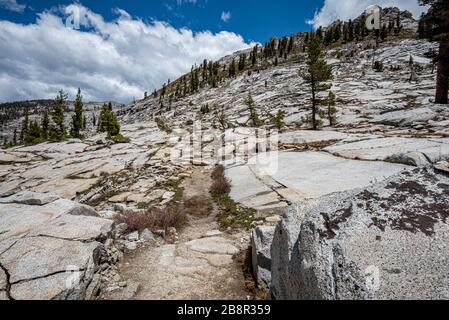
xmin=210 ymin=177 xmax=231 ymax=197
xmin=210 ymin=165 xmax=231 ymax=196
xmin=114 ymin=204 xmax=187 ymax=233
xmin=211 ymin=165 xmax=225 ymax=180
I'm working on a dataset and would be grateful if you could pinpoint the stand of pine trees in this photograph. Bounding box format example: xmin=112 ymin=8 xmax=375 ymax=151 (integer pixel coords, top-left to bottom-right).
xmin=3 ymin=88 xmax=128 ymax=149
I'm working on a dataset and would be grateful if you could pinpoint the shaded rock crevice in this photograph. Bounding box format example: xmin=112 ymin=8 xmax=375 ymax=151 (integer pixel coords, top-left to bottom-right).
xmin=0 ymin=262 xmax=13 ymax=300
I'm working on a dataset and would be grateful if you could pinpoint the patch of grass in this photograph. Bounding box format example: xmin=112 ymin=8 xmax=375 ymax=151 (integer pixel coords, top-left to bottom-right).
xmin=214 ymin=194 xmax=262 ymax=230
xmin=210 ymin=164 xmax=261 ymax=230
xmin=110 ymin=133 xmax=131 ymax=144
xmin=172 ymin=186 xmax=184 ymax=203
xmin=137 ymin=202 xmax=150 ymax=209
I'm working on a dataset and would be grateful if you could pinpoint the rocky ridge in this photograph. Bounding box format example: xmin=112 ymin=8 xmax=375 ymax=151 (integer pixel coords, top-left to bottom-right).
xmin=1 ymin=7 xmax=449 ymax=300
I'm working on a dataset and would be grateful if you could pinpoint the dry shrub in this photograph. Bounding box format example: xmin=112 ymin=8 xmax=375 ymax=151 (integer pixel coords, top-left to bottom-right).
xmin=211 ymin=165 xmax=225 ymax=180
xmin=114 ymin=204 xmax=187 ymax=232
xmin=210 ymin=176 xmax=231 ymax=196
xmin=184 ymin=196 xmax=214 ymax=216
xmin=210 ymin=164 xmax=231 ymax=196
xmin=114 ymin=211 xmax=153 ymax=232
xmin=149 ymin=205 xmax=188 ymax=231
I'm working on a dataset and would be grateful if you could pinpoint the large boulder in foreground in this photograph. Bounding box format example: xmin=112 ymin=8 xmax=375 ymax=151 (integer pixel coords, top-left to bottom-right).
xmin=0 ymin=192 xmax=114 ymax=300
xmin=271 ymin=168 xmax=449 ymax=300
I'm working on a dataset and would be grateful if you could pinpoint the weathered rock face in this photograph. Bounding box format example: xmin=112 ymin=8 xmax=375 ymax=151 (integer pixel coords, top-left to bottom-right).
xmin=226 ymin=150 xmax=408 ymax=210
xmin=0 ymin=192 xmax=114 ymax=300
xmin=324 ymin=137 xmax=449 ymax=166
xmin=270 ymin=168 xmax=449 ymax=300
xmin=251 ymin=226 xmax=275 ymax=291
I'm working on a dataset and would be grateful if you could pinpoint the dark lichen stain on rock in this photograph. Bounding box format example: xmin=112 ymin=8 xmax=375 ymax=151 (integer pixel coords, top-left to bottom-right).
xmin=385 ymin=268 xmax=402 ymax=274
xmin=371 ymin=217 xmax=387 ymax=232
xmin=356 ymin=170 xmax=449 ymax=237
xmin=385 ymin=180 xmax=429 ymax=197
xmin=319 ymin=204 xmax=353 ymax=239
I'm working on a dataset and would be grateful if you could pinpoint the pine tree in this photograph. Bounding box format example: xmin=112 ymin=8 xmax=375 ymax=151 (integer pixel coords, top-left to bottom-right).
xmin=380 ymin=24 xmax=388 ymax=40
xmin=418 ymin=13 xmax=426 ymax=39
xmin=50 ymin=90 xmax=67 ymax=141
xmin=348 ymin=20 xmax=354 ymax=42
xmin=13 ymin=129 xmax=17 ymax=145
xmin=228 ymin=59 xmax=236 ymax=78
xmin=251 ymin=46 xmax=258 ymax=66
xmin=343 ymin=23 xmax=348 ymax=43
xmin=333 ymin=24 xmax=342 ymax=42
xmin=268 ymin=109 xmax=285 ymax=129
xmin=327 ymin=91 xmax=337 ymax=126
xmin=288 ymin=36 xmax=294 ymax=53
xmin=20 ymin=109 xmax=29 ymax=143
xmin=27 ymin=120 xmax=41 ymax=143
xmin=70 ymin=88 xmax=84 ymax=139
xmin=396 ymin=12 xmax=401 ymax=29
xmin=419 ymin=0 xmax=449 ymax=104
xmin=238 ymin=53 xmax=246 ymax=71
xmin=98 ymin=102 xmax=120 ymax=138
xmin=41 ymin=110 xmax=49 ymax=140
xmin=245 ymin=94 xmax=262 ymax=127
xmin=300 ymin=33 xmax=333 ymax=130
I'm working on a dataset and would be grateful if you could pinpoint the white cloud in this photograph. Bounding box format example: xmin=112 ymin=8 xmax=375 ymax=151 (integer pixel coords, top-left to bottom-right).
xmin=308 ymin=0 xmax=428 ymax=29
xmin=221 ymin=11 xmax=231 ymax=23
xmin=0 ymin=4 xmax=255 ymax=103
xmin=0 ymin=0 xmax=26 ymax=13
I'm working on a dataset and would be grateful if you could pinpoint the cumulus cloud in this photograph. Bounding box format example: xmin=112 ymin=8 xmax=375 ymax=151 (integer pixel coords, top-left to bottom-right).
xmin=308 ymin=0 xmax=429 ymax=29
xmin=221 ymin=11 xmax=231 ymax=23
xmin=0 ymin=4 xmax=254 ymax=103
xmin=0 ymin=0 xmax=26 ymax=13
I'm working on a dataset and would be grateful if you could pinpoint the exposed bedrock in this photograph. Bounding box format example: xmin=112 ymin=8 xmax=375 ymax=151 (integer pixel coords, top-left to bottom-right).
xmin=270 ymin=168 xmax=449 ymax=300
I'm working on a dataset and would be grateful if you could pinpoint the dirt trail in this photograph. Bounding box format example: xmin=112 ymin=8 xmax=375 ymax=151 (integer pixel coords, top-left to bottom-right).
xmin=105 ymin=167 xmax=250 ymax=300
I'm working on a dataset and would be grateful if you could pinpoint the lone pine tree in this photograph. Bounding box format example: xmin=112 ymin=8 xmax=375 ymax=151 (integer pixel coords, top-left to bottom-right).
xmin=70 ymin=88 xmax=84 ymax=138
xmin=327 ymin=91 xmax=337 ymax=126
xmin=50 ymin=90 xmax=67 ymax=141
xmin=245 ymin=94 xmax=262 ymax=127
xmin=19 ymin=109 xmax=29 ymax=143
xmin=98 ymin=102 xmax=120 ymax=138
xmin=41 ymin=110 xmax=49 ymax=140
xmin=419 ymin=0 xmax=449 ymax=104
xmin=301 ymin=33 xmax=333 ymax=130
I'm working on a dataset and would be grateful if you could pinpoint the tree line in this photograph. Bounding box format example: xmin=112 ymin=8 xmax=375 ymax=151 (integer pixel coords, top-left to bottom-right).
xmin=3 ymin=89 xmax=125 ymax=148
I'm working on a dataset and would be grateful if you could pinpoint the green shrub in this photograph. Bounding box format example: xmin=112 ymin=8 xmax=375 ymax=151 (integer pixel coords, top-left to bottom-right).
xmin=110 ymin=133 xmax=130 ymax=143
xmin=155 ymin=116 xmax=172 ymax=133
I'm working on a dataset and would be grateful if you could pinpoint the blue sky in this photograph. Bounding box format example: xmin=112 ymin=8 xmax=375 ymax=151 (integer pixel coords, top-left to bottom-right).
xmin=0 ymin=0 xmax=323 ymax=43
xmin=0 ymin=1 xmax=427 ymax=103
